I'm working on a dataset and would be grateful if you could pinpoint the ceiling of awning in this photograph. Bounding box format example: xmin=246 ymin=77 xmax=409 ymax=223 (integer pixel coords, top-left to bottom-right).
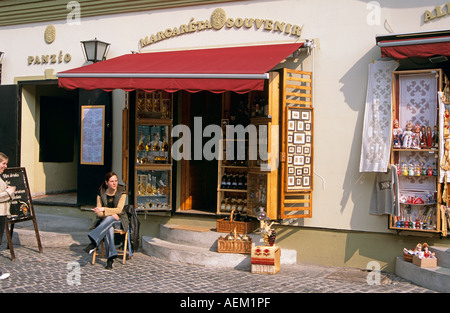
xmin=376 ymin=30 xmax=450 ymax=59
xmin=376 ymin=30 xmax=450 ymax=78
xmin=57 ymin=42 xmax=304 ymax=94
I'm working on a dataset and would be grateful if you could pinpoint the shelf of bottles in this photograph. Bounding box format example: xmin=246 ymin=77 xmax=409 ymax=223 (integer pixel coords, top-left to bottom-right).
xmin=135 ymin=169 xmax=171 ymax=211
xmin=136 ymin=124 xmax=170 ymax=165
xmin=246 ymin=172 xmax=267 ymax=217
xmin=135 ymin=90 xmax=173 ymax=212
xmin=136 ymin=90 xmax=171 ymax=119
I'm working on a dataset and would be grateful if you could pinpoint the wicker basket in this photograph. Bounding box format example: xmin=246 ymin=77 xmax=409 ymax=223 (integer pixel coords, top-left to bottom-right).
xmin=217 ymin=209 xmax=259 ymax=234
xmin=217 ymin=236 xmax=252 ymax=254
xmin=403 ymin=252 xmax=414 ymax=262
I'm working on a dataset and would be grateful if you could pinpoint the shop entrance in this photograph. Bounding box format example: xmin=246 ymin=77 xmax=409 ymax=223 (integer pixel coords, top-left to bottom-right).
xmin=188 ymin=92 xmax=222 ymax=213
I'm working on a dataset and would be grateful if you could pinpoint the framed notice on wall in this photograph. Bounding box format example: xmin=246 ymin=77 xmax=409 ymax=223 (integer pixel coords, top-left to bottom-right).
xmin=80 ymin=105 xmax=105 ymax=165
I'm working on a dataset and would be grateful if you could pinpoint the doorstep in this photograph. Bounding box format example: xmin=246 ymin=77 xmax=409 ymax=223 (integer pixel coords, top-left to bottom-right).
xmin=141 ymin=223 xmax=297 ymax=270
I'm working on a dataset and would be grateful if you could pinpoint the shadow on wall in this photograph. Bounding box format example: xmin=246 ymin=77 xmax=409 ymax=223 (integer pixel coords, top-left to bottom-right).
xmin=338 ymin=45 xmax=393 ymax=265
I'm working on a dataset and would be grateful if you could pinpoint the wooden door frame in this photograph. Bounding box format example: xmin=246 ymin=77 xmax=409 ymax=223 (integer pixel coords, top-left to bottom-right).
xmin=179 ymin=91 xmax=192 ymax=211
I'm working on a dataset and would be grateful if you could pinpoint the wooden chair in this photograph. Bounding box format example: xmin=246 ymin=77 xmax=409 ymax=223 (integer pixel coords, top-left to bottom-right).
xmin=91 ymin=229 xmax=131 ymax=265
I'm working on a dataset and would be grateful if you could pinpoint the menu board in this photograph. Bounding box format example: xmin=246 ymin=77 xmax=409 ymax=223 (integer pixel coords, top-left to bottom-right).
xmin=1 ymin=167 xmax=42 ymax=259
xmin=80 ymin=105 xmax=105 ymax=165
xmin=1 ymin=167 xmax=34 ymax=222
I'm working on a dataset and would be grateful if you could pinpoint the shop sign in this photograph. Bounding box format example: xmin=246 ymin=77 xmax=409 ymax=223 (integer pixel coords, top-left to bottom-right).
xmin=28 ymin=51 xmax=72 ymax=66
xmin=27 ymin=25 xmax=72 ymax=66
xmin=139 ymin=8 xmax=302 ymax=48
xmin=423 ymin=2 xmax=450 ymax=22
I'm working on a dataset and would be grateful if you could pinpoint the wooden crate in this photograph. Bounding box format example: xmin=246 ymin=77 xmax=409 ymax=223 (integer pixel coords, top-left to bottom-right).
xmin=413 ymin=255 xmax=437 ymax=268
xmin=216 ymin=218 xmax=259 ymax=234
xmin=251 ymin=245 xmax=280 ymax=274
xmin=217 ymin=237 xmax=252 ymax=254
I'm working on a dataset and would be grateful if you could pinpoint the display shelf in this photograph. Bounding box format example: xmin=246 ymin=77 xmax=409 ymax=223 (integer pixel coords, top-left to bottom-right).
xmin=134 ymin=90 xmax=173 ymax=212
xmin=389 ymin=69 xmax=443 ymax=235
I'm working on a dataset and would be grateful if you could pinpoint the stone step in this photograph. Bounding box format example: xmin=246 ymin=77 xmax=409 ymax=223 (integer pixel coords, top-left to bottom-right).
xmin=430 ymin=246 xmax=450 ymax=268
xmin=395 ymin=256 xmax=450 ymax=292
xmin=142 ymin=223 xmax=298 ymax=269
xmin=159 ymin=223 xmax=266 ymax=249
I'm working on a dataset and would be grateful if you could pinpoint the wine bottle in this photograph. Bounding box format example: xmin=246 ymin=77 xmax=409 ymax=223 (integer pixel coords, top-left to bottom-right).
xmin=231 ymin=172 xmax=238 ymax=189
xmin=226 ymin=173 xmax=232 ymax=189
xmin=237 ymin=172 xmax=243 ymax=189
xmin=221 ymin=172 xmax=228 ymax=189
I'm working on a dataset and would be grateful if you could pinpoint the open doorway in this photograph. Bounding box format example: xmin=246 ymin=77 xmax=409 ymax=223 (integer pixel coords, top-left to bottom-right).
xmin=188 ymin=92 xmax=222 ymax=213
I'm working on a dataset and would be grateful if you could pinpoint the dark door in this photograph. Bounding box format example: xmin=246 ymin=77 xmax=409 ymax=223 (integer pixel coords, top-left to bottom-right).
xmin=189 ymin=92 xmax=221 ymax=212
xmin=0 ymin=85 xmax=20 ymax=167
xmin=77 ymin=89 xmax=112 ymax=205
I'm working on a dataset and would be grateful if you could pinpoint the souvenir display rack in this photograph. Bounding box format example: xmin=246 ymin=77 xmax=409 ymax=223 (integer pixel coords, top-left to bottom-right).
xmin=389 ymin=69 xmax=443 ymax=234
xmin=134 ymin=90 xmax=173 ymax=212
xmin=216 ymin=72 xmax=280 ymax=220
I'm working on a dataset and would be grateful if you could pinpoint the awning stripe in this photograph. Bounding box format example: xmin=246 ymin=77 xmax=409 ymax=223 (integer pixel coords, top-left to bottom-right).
xmin=56 ymin=72 xmax=270 ymax=79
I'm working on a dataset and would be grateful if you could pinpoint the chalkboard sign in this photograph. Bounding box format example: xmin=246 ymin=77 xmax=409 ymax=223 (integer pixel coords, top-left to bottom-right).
xmin=1 ymin=167 xmax=34 ymax=222
xmin=1 ymin=167 xmax=42 ymax=260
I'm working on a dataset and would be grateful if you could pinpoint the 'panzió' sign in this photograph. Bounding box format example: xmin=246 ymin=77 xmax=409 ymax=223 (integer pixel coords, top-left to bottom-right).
xmin=139 ymin=8 xmax=302 ymax=48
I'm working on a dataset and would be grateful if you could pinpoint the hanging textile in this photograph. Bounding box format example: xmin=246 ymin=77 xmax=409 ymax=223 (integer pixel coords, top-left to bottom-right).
xmin=370 ymin=164 xmax=400 ymax=216
xmin=397 ymin=73 xmax=438 ymax=191
xmin=439 ymin=91 xmax=446 ymax=183
xmin=359 ymin=60 xmax=399 ymax=172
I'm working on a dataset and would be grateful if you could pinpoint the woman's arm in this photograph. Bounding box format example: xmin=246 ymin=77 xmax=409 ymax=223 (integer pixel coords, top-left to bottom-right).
xmin=0 ymin=186 xmax=15 ymax=203
xmin=95 ymin=194 xmax=126 ymax=218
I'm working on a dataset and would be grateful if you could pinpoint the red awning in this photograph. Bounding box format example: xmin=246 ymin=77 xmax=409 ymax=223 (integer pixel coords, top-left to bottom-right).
xmin=376 ymin=31 xmax=450 ymax=59
xmin=57 ymin=42 xmax=303 ymax=94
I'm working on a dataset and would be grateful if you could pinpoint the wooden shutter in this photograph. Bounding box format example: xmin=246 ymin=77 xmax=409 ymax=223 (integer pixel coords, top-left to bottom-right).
xmin=280 ymin=68 xmax=313 ymax=219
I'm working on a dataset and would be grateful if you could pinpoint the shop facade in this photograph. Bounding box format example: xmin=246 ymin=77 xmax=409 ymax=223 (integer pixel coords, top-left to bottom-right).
xmin=0 ymin=0 xmax=449 ymax=272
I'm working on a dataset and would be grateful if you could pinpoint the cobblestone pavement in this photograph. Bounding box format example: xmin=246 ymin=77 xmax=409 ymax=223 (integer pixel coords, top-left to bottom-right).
xmin=0 ymin=244 xmax=435 ymax=295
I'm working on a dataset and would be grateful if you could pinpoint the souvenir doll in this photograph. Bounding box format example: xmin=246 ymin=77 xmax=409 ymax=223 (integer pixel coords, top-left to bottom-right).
xmin=401 ymin=162 xmax=408 ymax=176
xmin=441 ymin=140 xmax=450 ymax=171
xmin=426 ymin=126 xmax=433 ymax=148
xmin=420 ymin=126 xmax=427 ymax=148
xmin=445 ymin=109 xmax=450 ymax=138
xmin=392 ymin=119 xmax=403 ymax=148
xmin=423 ymin=243 xmax=432 ymax=258
xmin=408 ymin=163 xmax=414 ymax=176
xmin=414 ymin=163 xmax=421 ymax=176
xmin=411 ymin=124 xmax=421 ymax=149
xmin=433 ymin=125 xmax=439 ymax=148
xmin=427 ymin=164 xmax=433 ymax=176
xmin=402 ymin=121 xmax=413 ymax=149
xmin=414 ymin=243 xmax=423 ymax=258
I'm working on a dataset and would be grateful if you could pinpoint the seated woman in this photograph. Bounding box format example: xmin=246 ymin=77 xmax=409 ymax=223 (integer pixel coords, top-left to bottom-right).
xmin=84 ymin=172 xmax=129 ymax=270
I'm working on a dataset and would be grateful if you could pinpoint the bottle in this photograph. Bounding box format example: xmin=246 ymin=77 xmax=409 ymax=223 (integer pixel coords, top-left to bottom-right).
xmin=221 ymin=172 xmax=228 ymax=189
xmin=230 ymin=198 xmax=237 ymax=212
xmin=220 ymin=198 xmax=227 ymax=212
xmin=161 ymin=135 xmax=168 ymax=152
xmin=237 ymin=172 xmax=243 ymax=189
xmin=231 ymin=172 xmax=238 ymax=189
xmin=226 ymin=172 xmax=232 ymax=189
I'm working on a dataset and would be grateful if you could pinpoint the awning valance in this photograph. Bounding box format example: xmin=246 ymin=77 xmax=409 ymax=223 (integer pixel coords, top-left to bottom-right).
xmin=376 ymin=30 xmax=450 ymax=59
xmin=57 ymin=42 xmax=303 ymax=94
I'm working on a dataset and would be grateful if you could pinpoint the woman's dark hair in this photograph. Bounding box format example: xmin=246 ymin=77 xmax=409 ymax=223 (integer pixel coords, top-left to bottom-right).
xmin=100 ymin=171 xmax=118 ymax=190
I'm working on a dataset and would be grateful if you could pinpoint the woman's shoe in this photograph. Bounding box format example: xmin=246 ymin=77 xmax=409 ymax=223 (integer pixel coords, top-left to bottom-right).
xmin=105 ymin=257 xmax=114 ymax=270
xmin=83 ymin=243 xmax=96 ymax=254
xmin=0 ymin=271 xmax=10 ymax=280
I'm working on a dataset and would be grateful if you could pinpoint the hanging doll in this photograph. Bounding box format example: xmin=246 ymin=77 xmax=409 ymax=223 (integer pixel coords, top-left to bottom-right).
xmin=444 ymin=109 xmax=450 ymax=138
xmin=441 ymin=139 xmax=450 ymax=171
xmin=392 ymin=119 xmax=403 ymax=148
xmin=426 ymin=126 xmax=433 ymax=148
xmin=420 ymin=126 xmax=427 ymax=148
xmin=411 ymin=124 xmax=421 ymax=149
xmin=402 ymin=121 xmax=414 ymax=149
xmin=433 ymin=125 xmax=439 ymax=148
